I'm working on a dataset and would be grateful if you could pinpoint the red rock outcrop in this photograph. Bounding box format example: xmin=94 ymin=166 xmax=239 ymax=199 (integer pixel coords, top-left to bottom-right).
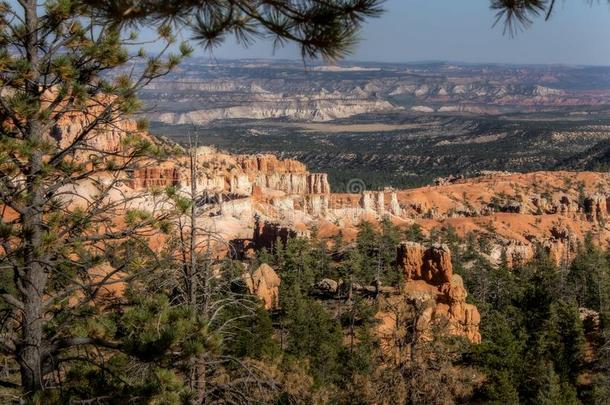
xmin=498 ymin=241 xmax=535 ymax=268
xmin=124 ymin=150 xmax=331 ymax=198
xmin=243 ymin=263 xmax=281 ymax=310
xmin=437 ymin=274 xmax=481 ymax=343
xmin=542 ymin=224 xmax=578 ymax=264
xmin=237 ymin=155 xmax=307 ymax=174
xmin=238 ymin=155 xmax=329 ymax=194
xmin=396 ymin=242 xmax=481 ymax=343
xmin=253 ymin=172 xmax=329 ymax=195
xmin=130 ymin=167 xmax=181 ymax=188
xmin=361 ymin=191 xmax=385 ymax=215
xmin=397 ymin=242 xmax=453 ymax=285
xmin=240 ymin=156 xmax=330 ymax=196
xmin=42 ymin=93 xmax=156 ymax=158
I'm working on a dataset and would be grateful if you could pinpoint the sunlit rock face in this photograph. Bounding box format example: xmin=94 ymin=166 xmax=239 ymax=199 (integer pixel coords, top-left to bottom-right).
xmin=242 ymin=263 xmax=281 ymax=310
xmin=152 ymin=98 xmax=397 ymax=125
xmin=397 ymin=242 xmax=453 ymax=285
xmin=396 ymin=242 xmax=481 ymax=344
xmin=47 ymin=107 xmax=610 ymax=271
xmin=126 ymin=149 xmax=610 ymax=270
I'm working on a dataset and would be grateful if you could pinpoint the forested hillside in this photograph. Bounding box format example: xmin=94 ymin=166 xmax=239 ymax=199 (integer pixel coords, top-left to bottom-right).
xmin=3 ymin=220 xmax=609 ymax=403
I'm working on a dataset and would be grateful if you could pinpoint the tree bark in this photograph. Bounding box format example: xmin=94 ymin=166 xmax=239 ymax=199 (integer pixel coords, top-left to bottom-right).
xmin=19 ymin=122 xmax=47 ymax=395
xmin=18 ymin=0 xmax=46 ymax=395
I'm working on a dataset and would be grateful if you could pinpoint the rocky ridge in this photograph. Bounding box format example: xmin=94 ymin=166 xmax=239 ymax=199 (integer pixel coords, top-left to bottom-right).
xmin=32 ymin=111 xmax=610 ymax=351
xmin=45 ymin=109 xmax=610 ymax=279
xmin=142 ymin=61 xmax=610 ymax=126
xmin=121 ymin=142 xmax=610 ymax=269
xmin=153 ymin=97 xmax=397 ymax=124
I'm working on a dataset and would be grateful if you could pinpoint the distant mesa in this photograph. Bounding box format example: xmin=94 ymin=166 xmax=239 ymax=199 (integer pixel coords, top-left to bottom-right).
xmin=411 ymin=105 xmax=435 ymax=113
xmin=312 ymin=65 xmax=381 ymax=72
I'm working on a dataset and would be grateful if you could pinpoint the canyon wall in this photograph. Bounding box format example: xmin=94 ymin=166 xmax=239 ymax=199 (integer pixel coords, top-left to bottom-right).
xmin=46 ymin=110 xmax=610 ymax=271
xmin=124 ymin=145 xmax=610 ymax=269
xmin=152 ymin=96 xmax=397 ymax=124
xmin=31 ymin=111 xmax=610 ymax=356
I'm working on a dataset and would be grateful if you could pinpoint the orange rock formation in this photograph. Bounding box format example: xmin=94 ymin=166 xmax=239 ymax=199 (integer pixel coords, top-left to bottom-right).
xmin=375 ymin=243 xmax=481 ymax=362
xmin=242 ymin=263 xmax=281 ymax=310
xmin=397 ymin=242 xmax=481 ymax=343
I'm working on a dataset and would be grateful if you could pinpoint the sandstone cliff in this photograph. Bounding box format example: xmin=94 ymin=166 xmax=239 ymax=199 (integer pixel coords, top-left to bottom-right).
xmin=43 ymin=106 xmax=610 ymax=272
xmin=125 ymin=146 xmax=610 ymax=270
xmin=152 ymin=97 xmax=397 ymax=124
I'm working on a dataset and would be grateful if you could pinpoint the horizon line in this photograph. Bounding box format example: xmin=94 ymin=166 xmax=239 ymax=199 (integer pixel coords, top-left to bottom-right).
xmin=182 ymin=56 xmax=610 ymax=69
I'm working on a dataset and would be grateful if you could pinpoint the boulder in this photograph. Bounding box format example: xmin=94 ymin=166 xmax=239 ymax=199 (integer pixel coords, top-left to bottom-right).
xmin=315 ymin=278 xmax=339 ymax=294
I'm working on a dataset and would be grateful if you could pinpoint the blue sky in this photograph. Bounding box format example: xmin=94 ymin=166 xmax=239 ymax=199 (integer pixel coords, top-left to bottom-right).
xmin=202 ymin=0 xmax=610 ymax=65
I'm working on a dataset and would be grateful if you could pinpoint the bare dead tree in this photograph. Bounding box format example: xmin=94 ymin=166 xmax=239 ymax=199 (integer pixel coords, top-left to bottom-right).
xmin=137 ymin=131 xmax=278 ymax=403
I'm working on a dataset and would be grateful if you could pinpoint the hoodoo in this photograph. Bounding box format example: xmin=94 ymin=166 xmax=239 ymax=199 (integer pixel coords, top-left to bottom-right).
xmin=397 ymin=242 xmax=481 ymax=343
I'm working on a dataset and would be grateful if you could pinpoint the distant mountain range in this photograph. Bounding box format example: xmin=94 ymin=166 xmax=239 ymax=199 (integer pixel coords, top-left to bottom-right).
xmin=144 ymin=59 xmax=610 ymax=190
xmin=141 ymin=59 xmax=610 ymax=124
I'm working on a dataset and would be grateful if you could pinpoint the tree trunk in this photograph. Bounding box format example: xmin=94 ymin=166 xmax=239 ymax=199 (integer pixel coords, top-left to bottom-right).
xmin=188 ymin=145 xmax=206 ymax=402
xmin=189 ymin=147 xmax=197 ymax=310
xmin=19 ymin=270 xmax=45 ymax=393
xmin=19 ymin=133 xmax=47 ymax=395
xmin=19 ymin=0 xmax=46 ymax=395
xmin=196 ymin=354 xmax=206 ymax=404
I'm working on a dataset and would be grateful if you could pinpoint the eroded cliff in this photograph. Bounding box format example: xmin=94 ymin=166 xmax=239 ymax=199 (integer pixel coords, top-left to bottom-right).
xmin=46 ymin=109 xmax=610 ymax=271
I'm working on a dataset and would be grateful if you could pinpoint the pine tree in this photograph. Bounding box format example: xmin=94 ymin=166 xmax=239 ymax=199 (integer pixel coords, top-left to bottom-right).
xmin=379 ymin=216 xmax=402 ymax=285
xmin=472 ymin=310 xmax=525 ymax=402
xmin=404 ymin=223 xmax=426 ymax=243
xmin=567 ymin=233 xmax=610 ymax=317
xmin=0 ymin=0 xmax=383 ymax=398
xmin=534 ymin=364 xmax=579 ymax=405
xmin=281 ymin=285 xmax=343 ymax=386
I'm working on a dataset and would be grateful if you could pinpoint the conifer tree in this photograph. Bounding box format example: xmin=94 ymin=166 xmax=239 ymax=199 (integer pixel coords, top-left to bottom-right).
xmin=0 ymin=0 xmax=383 ymax=398
xmin=490 ymin=0 xmax=608 ymax=36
